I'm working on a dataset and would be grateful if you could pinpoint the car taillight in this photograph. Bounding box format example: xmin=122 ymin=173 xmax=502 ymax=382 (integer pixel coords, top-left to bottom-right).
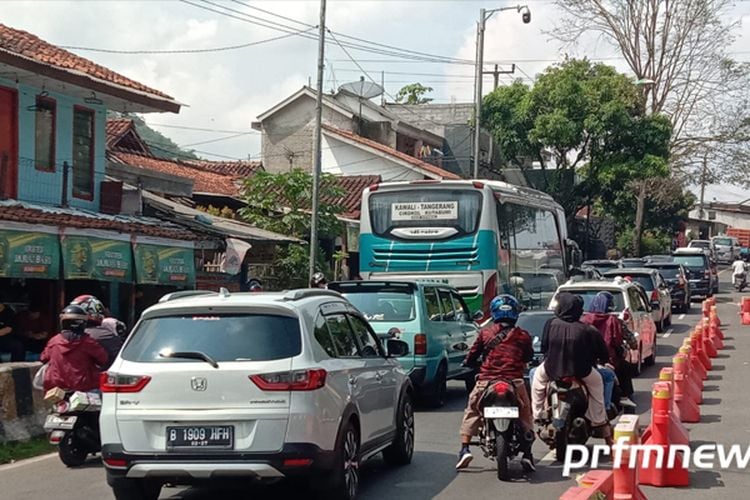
xmin=368 ymin=183 xmax=379 ymax=192
xmin=250 ymin=369 xmax=326 ymax=391
xmin=704 ymin=270 xmax=710 ymax=278
xmin=103 ymin=458 xmax=128 ymax=468
xmin=100 ymin=373 xmax=151 ymax=393
xmin=472 ymin=181 xmax=485 ymax=189
xmin=414 ymin=334 xmax=427 ymax=355
xmin=651 ymin=290 xmax=659 ymax=302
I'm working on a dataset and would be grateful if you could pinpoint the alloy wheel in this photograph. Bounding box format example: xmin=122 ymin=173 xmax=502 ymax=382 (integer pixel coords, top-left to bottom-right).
xmin=403 ymin=400 xmax=415 ymax=458
xmin=343 ymin=428 xmax=360 ymax=500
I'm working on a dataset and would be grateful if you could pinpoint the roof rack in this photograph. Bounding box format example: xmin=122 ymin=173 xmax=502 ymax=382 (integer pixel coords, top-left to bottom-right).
xmin=282 ymin=289 xmax=343 ymax=301
xmin=159 ymin=290 xmax=218 ymax=303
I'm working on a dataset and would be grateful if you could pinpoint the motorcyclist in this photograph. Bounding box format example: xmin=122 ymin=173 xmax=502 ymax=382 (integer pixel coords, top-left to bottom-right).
xmin=531 ymin=292 xmax=613 ymax=442
xmin=70 ymin=295 xmax=123 ymax=370
xmin=732 ymin=258 xmax=748 ymax=286
xmin=581 ymin=291 xmax=638 ymax=409
xmin=456 ymin=295 xmax=535 ymax=472
xmin=310 ymin=272 xmax=328 ymax=289
xmin=40 ymin=305 xmax=108 ymax=392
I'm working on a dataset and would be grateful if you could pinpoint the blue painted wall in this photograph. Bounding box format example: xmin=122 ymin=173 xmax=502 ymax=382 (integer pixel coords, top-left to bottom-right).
xmin=1 ymin=77 xmax=106 ymax=211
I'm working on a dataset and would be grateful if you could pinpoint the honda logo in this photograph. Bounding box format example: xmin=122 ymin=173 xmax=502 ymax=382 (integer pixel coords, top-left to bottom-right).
xmin=190 ymin=377 xmax=207 ymax=392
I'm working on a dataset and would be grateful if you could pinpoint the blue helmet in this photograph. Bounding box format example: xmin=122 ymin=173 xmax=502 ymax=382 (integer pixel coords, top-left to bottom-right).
xmin=490 ymin=295 xmax=521 ymax=324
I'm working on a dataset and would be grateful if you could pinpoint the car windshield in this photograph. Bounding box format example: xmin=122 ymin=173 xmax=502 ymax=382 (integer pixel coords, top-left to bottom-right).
xmin=335 ymin=286 xmax=417 ymax=322
xmin=512 ymin=272 xmax=559 ymax=293
xmin=648 ymin=266 xmax=681 ymax=279
xmin=714 ymin=238 xmax=732 ymax=246
xmin=672 ymin=255 xmax=707 ymax=268
xmin=555 ymin=289 xmax=626 ymax=312
xmin=122 ymin=314 xmax=302 ymax=363
xmin=515 ymin=313 xmax=554 ymax=351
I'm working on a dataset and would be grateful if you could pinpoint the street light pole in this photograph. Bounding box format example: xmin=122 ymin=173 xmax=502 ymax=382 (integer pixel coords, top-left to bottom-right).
xmin=309 ymin=0 xmax=327 ymax=283
xmin=472 ymin=5 xmax=530 ymax=179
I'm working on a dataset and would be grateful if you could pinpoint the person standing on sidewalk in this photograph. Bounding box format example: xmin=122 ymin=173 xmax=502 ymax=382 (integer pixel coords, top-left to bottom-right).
xmin=456 ymin=295 xmax=535 ymax=472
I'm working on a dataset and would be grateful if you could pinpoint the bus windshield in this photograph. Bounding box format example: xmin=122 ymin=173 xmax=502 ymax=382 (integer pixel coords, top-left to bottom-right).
xmin=368 ymin=189 xmax=482 ymax=238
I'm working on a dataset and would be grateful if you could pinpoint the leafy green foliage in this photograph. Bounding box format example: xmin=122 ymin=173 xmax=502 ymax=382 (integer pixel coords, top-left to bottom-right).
xmin=239 ymin=169 xmax=344 ymax=289
xmin=110 ymin=112 xmax=198 ymax=160
xmin=395 ymin=83 xmax=434 ymax=104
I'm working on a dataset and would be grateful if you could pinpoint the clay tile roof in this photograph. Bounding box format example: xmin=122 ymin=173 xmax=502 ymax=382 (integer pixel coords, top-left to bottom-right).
xmin=322 ymin=125 xmax=461 ymax=180
xmin=0 ymin=204 xmax=196 ymax=240
xmin=105 ymin=119 xmax=134 ymax=148
xmin=325 ymin=175 xmax=381 ymax=219
xmin=0 ymin=23 xmax=172 ymax=99
xmin=111 ymin=151 xmax=241 ymax=197
xmin=185 ymin=159 xmax=263 ymax=178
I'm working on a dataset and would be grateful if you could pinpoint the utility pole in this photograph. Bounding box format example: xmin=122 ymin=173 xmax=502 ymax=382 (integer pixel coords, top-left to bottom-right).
xmin=699 ymin=153 xmax=708 ymax=220
xmin=309 ymin=0 xmax=327 ymax=283
xmin=472 ymin=6 xmax=530 ymax=179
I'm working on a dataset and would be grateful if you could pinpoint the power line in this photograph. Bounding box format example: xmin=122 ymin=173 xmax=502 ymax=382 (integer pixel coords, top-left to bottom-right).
xmin=58 ymin=28 xmax=315 ymax=54
xmin=179 ymin=132 xmax=254 ymax=148
xmin=146 ymin=123 xmax=259 ymax=134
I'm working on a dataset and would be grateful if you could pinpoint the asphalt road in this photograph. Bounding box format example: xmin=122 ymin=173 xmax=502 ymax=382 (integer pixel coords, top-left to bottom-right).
xmin=2 ymin=273 xmax=749 ymax=500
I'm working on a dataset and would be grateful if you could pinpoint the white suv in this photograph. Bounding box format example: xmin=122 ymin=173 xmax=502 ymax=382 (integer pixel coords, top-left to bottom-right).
xmin=100 ymin=289 xmax=414 ymax=500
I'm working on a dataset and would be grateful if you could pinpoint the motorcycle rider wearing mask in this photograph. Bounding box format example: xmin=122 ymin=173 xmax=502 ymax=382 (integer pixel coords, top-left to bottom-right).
xmin=456 ymin=295 xmax=535 ymax=472
xmin=732 ymin=257 xmax=747 ymax=286
xmin=531 ymin=292 xmax=613 ymax=442
xmin=70 ymin=295 xmax=123 ymax=370
xmin=41 ymin=305 xmax=108 ymax=393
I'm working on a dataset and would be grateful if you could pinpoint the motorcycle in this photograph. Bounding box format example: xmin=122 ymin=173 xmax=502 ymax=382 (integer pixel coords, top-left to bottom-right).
xmin=735 ymin=272 xmax=747 ymax=292
xmin=44 ymin=393 xmax=101 ymax=467
xmin=536 ymin=374 xmax=621 ymax=462
xmin=475 ymin=378 xmax=535 ymax=481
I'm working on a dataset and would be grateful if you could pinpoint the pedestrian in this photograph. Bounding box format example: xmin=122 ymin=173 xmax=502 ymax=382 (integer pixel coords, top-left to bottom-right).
xmin=0 ymin=302 xmax=25 ymax=362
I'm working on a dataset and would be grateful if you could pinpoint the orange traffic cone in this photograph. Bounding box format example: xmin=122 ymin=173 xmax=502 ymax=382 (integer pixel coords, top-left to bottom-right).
xmin=672 ymin=354 xmax=700 ymax=423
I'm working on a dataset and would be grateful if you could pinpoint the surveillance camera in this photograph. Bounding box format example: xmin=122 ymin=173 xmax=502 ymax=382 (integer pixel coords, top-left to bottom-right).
xmin=521 ymin=8 xmax=531 ymax=24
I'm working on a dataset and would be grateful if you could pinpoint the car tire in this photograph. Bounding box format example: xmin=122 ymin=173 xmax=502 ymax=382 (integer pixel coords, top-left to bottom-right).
xmin=382 ymin=392 xmax=415 ymax=466
xmin=320 ymin=421 xmax=360 ymax=500
xmin=423 ymin=362 xmax=447 ymax=408
xmin=656 ymin=316 xmax=664 ymax=333
xmin=645 ymin=335 xmax=656 ymax=367
xmin=111 ymin=479 xmax=161 ymax=500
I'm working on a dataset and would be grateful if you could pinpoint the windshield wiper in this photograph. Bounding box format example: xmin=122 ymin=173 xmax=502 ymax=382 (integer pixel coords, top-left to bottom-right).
xmin=159 ymin=349 xmax=219 ymax=368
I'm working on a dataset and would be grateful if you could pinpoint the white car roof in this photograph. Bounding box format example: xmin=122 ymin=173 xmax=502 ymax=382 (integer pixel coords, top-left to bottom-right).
xmin=556 ymin=278 xmax=632 ymax=292
xmin=673 ymin=247 xmax=707 ymax=255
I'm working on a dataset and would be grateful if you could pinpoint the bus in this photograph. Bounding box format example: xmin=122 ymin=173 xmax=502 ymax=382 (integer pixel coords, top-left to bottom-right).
xmin=359 ymin=179 xmax=577 ymax=315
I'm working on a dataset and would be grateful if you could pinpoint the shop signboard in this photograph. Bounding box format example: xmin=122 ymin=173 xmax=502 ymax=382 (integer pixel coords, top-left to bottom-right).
xmin=61 ymin=229 xmax=132 ymax=282
xmin=134 ymin=237 xmax=195 ymax=286
xmin=0 ymin=223 xmax=60 ymax=279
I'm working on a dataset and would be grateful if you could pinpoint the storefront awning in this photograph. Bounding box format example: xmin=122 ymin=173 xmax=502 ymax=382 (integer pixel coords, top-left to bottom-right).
xmin=61 ymin=228 xmax=132 ymax=283
xmin=134 ymin=236 xmax=196 ymax=287
xmin=0 ymin=222 xmax=60 ymax=279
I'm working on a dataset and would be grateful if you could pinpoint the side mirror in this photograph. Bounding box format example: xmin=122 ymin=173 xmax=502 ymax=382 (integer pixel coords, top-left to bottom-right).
xmin=386 ymin=339 xmax=409 ymax=358
xmin=472 ymin=310 xmax=484 ymax=322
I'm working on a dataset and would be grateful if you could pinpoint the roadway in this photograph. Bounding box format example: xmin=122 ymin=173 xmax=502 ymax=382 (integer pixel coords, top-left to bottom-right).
xmin=1 ymin=273 xmax=748 ymax=499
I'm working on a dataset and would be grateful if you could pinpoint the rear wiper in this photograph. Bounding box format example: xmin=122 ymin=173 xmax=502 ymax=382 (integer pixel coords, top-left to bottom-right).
xmin=159 ymin=349 xmax=219 ymax=368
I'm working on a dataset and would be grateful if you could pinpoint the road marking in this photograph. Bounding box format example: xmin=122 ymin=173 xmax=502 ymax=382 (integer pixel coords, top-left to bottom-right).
xmin=662 ymin=328 xmax=673 ymax=339
xmin=678 ymin=314 xmax=686 ymax=320
xmin=0 ymin=452 xmax=56 ymax=472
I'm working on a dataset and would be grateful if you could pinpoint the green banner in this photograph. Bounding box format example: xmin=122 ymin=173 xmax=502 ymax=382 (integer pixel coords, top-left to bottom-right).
xmin=0 ymin=229 xmax=60 ymax=279
xmin=134 ymin=243 xmax=195 ymax=286
xmin=62 ymin=235 xmax=132 ymax=282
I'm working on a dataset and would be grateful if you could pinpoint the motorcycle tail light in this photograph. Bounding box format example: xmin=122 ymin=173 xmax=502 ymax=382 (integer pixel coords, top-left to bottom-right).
xmin=493 ymin=381 xmax=510 ymax=395
xmin=48 ymin=431 xmax=64 ymax=444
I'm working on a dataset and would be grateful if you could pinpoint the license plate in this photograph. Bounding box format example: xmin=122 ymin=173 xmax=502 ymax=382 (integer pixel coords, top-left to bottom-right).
xmin=44 ymin=414 xmax=77 ymax=431
xmin=483 ymin=406 xmax=519 ymax=419
xmin=166 ymin=425 xmax=234 ymax=450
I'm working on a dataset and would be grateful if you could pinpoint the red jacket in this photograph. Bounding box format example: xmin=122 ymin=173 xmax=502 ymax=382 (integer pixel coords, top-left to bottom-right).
xmin=40 ymin=331 xmax=108 ymax=392
xmin=464 ymin=323 xmax=533 ymax=381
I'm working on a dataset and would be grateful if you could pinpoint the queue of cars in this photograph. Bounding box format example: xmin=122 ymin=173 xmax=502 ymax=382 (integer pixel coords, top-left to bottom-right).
xmin=98 ymin=246 xmax=722 ymax=499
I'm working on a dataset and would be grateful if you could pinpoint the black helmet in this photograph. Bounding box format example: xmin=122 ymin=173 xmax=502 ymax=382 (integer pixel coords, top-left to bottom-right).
xmin=60 ymin=305 xmax=88 ymax=333
xmin=310 ymin=272 xmax=327 ymax=288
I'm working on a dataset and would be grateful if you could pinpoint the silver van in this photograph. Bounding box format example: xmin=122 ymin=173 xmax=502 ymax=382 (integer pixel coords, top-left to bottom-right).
xmin=711 ymin=235 xmax=740 ymax=264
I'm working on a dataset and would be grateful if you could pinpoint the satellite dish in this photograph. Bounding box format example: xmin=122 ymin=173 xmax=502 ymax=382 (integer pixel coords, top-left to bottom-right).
xmin=338 ymin=77 xmax=384 ymax=100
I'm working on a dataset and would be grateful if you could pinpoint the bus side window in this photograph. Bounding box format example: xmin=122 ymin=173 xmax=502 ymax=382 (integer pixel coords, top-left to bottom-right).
xmin=424 ymin=287 xmax=442 ymax=322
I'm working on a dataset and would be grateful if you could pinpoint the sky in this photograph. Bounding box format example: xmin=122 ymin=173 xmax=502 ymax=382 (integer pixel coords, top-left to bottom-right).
xmin=4 ymin=0 xmax=750 ymax=201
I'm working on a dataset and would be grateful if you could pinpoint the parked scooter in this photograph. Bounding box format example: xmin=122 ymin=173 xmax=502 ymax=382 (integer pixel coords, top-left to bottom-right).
xmin=475 ymin=378 xmax=535 ymax=480
xmin=44 ymin=393 xmax=101 ymax=467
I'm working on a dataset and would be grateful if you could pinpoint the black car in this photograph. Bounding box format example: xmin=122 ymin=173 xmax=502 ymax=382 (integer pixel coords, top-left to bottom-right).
xmin=582 ymin=259 xmax=621 ymax=274
xmin=515 ymin=310 xmax=555 ymax=378
xmin=620 ymin=258 xmax=648 ymax=268
xmin=644 ymin=262 xmax=691 ymax=313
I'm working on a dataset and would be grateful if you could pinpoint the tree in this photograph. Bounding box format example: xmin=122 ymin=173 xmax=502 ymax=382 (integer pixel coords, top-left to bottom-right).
xmin=549 ymin=0 xmax=750 ymax=182
xmin=395 ymin=83 xmax=434 ymax=104
xmin=239 ymin=169 xmax=344 ymax=288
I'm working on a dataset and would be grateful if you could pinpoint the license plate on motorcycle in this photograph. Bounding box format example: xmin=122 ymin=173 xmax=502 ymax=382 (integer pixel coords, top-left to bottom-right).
xmin=44 ymin=414 xmax=77 ymax=431
xmin=166 ymin=425 xmax=234 ymax=450
xmin=483 ymin=406 xmax=519 ymax=418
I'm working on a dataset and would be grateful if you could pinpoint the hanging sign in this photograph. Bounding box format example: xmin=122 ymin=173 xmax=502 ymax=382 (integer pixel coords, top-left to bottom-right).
xmin=61 ymin=229 xmax=132 ymax=282
xmin=134 ymin=236 xmax=195 ymax=286
xmin=0 ymin=223 xmax=60 ymax=279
